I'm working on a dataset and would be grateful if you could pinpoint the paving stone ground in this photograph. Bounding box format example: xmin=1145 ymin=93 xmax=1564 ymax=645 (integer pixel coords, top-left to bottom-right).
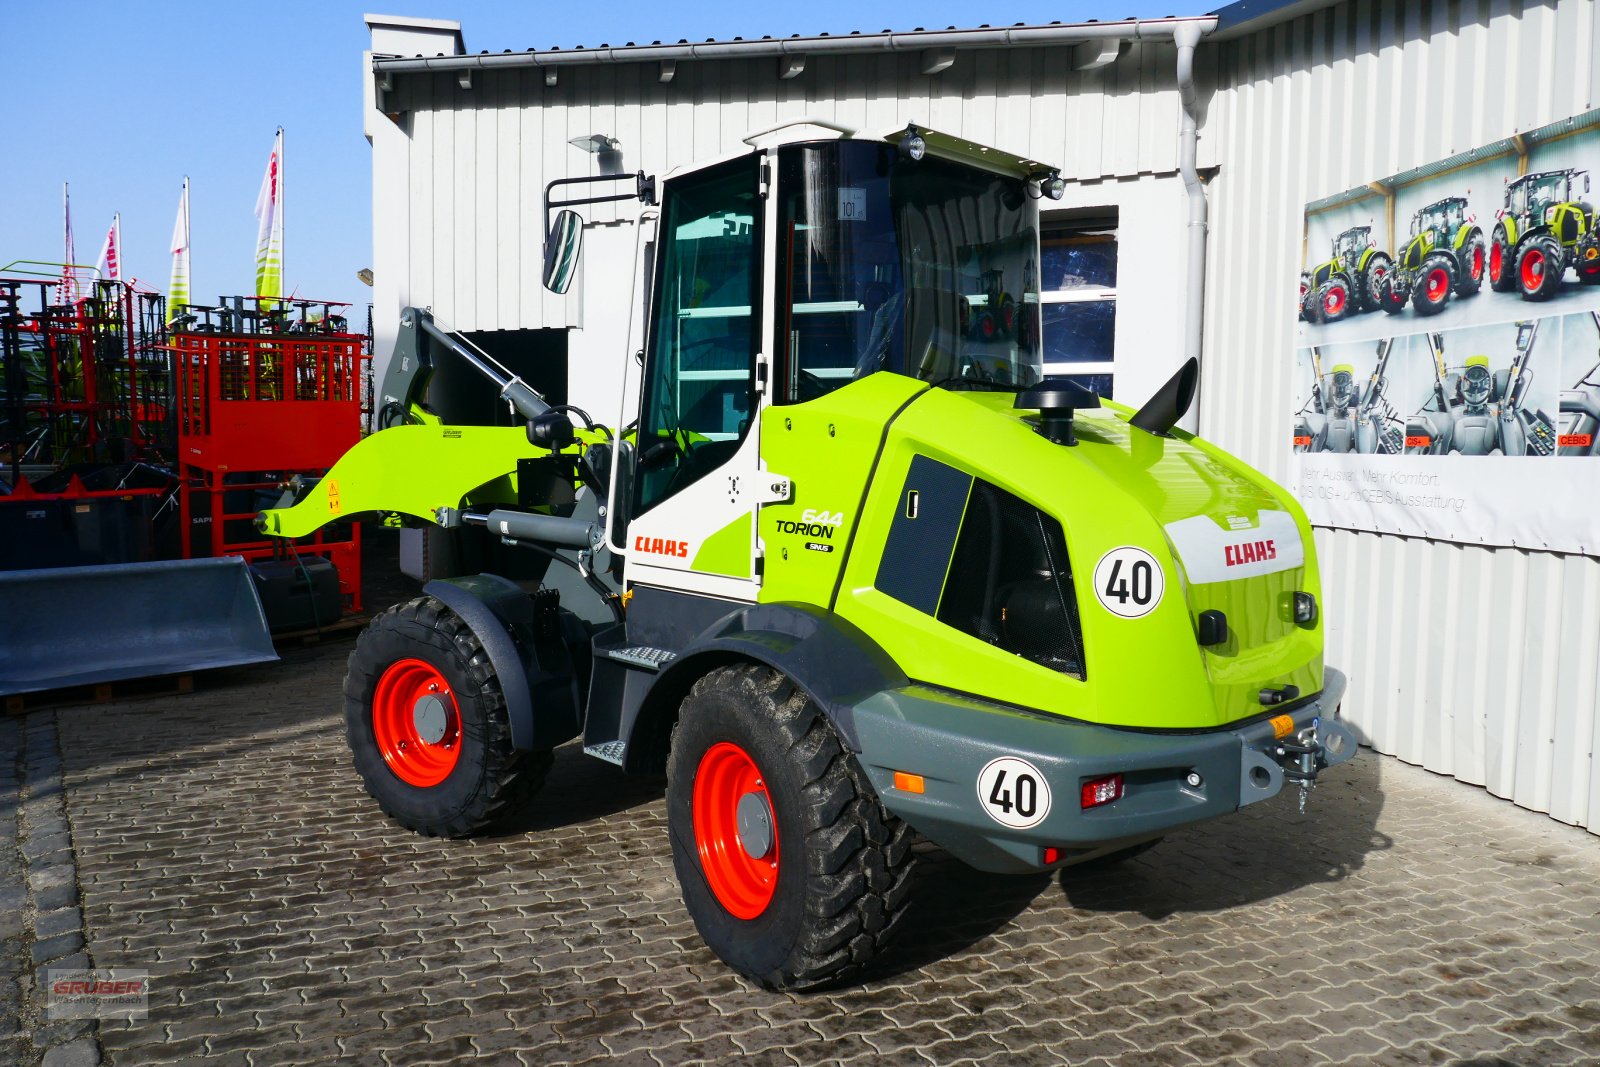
xmin=8 ymin=548 xmax=1600 ymax=1066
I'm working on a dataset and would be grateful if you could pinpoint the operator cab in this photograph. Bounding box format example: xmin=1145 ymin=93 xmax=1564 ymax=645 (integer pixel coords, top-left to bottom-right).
xmin=577 ymin=124 xmax=1062 ymax=592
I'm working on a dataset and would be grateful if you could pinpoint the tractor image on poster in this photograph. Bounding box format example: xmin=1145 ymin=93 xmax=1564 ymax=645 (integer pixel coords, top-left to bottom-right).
xmin=259 ymin=123 xmax=1356 ymax=991
xmin=1486 ymin=169 xmax=1600 ymax=300
xmin=1300 ymin=225 xmax=1391 ymax=323
xmin=1375 ymin=196 xmax=1485 ymax=317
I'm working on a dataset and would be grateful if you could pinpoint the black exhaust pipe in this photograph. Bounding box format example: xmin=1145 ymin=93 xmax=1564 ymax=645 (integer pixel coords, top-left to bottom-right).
xmin=1130 ymin=357 xmax=1199 ymax=437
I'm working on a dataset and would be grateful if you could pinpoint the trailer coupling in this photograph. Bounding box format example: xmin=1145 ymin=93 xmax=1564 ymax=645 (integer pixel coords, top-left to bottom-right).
xmin=1245 ymin=714 xmax=1359 ymax=814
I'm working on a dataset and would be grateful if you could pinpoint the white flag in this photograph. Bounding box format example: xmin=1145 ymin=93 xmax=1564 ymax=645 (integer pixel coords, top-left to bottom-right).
xmin=254 ymin=129 xmax=284 ymax=302
xmin=169 ymin=179 xmax=191 ymax=323
xmin=95 ymin=214 xmax=121 ymax=282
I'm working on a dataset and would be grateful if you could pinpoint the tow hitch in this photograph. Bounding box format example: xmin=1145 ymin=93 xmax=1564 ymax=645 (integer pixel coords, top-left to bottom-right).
xmin=1272 ymin=717 xmax=1357 ymax=813
xmin=1238 ymin=705 xmax=1357 ymax=814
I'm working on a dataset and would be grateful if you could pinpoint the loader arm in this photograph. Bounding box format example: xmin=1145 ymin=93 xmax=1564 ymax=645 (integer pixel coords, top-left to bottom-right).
xmin=257 ymin=424 xmax=605 ymax=538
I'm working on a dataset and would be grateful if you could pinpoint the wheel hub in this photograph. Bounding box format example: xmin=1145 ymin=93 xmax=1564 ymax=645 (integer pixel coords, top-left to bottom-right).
xmin=736 ymin=791 xmax=774 ymax=860
xmin=413 ymin=693 xmax=449 ymax=744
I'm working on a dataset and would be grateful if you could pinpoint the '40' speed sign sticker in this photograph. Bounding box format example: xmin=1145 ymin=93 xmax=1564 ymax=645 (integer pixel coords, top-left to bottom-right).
xmin=976 ymin=757 xmax=1052 ymax=830
xmin=1092 ymin=546 xmax=1165 ymax=619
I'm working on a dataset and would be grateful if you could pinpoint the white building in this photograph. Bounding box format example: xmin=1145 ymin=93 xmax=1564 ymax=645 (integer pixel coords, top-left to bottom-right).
xmin=363 ymin=1 xmax=1600 ymax=835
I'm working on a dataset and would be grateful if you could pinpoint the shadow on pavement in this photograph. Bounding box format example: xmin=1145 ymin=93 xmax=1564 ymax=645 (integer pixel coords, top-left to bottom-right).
xmin=1058 ymin=751 xmax=1392 ymax=920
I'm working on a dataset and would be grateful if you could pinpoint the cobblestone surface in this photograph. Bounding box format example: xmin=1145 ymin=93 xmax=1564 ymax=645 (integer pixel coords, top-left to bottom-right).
xmin=11 ymin=584 xmax=1600 ymax=1065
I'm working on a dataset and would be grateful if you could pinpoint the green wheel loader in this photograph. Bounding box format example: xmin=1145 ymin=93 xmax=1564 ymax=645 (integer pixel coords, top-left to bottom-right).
xmin=1301 ymin=225 xmax=1391 ymax=322
xmin=1486 ymin=169 xmax=1600 ymax=300
xmin=1377 ymin=196 xmax=1485 ymax=317
xmin=260 ymin=124 xmax=1356 ymax=990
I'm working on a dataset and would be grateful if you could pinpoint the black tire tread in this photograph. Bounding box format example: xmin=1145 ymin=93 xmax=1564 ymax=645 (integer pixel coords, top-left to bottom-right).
xmin=345 ymin=595 xmax=552 ymax=838
xmin=1488 ymin=226 xmax=1518 ymax=292
xmin=683 ymin=664 xmax=916 ymax=991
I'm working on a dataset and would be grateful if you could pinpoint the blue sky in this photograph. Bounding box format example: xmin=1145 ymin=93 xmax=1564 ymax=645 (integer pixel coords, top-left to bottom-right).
xmin=1 ymin=1 xmax=1201 ymax=311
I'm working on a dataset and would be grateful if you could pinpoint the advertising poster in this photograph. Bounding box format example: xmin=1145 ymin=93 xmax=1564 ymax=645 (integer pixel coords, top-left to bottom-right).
xmin=1293 ymin=109 xmax=1600 ymax=555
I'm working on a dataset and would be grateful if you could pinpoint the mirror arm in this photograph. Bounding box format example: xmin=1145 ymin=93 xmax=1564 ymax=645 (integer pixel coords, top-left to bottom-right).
xmin=543 ymin=171 xmax=658 ymax=231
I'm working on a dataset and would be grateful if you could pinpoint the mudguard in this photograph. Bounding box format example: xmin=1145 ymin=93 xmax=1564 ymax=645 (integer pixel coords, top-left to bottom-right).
xmin=423 ymin=574 xmax=583 ymax=752
xmin=634 ymin=601 xmax=908 ymax=755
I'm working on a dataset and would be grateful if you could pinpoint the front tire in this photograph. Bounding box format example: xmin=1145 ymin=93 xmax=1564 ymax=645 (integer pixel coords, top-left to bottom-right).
xmin=667 ymin=665 xmax=916 ymax=990
xmin=344 ymin=595 xmax=552 ymax=837
xmin=1517 ymin=235 xmax=1564 ymax=301
xmin=1412 ymin=256 xmax=1455 ymax=316
xmin=1319 ymin=276 xmax=1353 ymax=323
xmin=1375 ymin=272 xmax=1408 ymax=315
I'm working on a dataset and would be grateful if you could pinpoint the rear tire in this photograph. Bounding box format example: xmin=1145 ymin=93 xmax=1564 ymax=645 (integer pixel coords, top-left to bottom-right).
xmin=667 ymin=664 xmax=916 ymax=990
xmin=1412 ymin=256 xmax=1455 ymax=316
xmin=1488 ymin=225 xmax=1517 ymax=292
xmin=1517 ymin=235 xmax=1564 ymax=301
xmin=344 ymin=595 xmax=552 ymax=838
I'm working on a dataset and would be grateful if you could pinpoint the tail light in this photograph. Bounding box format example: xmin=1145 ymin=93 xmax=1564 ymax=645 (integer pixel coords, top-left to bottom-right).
xmin=1080 ymin=774 xmax=1124 ymax=809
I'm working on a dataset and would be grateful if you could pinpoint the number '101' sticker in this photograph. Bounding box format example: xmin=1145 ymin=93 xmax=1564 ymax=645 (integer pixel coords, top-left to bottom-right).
xmin=976 ymin=757 xmax=1052 ymax=830
xmin=1093 ymin=546 xmax=1165 ymax=618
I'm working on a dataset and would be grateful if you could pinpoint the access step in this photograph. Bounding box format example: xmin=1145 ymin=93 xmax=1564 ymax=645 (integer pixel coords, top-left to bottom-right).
xmin=601 ymin=645 xmax=677 ymax=672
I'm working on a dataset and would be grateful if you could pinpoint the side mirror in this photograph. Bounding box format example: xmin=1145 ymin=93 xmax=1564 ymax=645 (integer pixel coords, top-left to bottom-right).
xmin=542 ymin=210 xmax=583 ymax=294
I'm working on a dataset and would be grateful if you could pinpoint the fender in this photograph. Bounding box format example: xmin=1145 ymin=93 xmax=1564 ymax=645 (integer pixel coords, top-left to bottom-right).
xmin=1453 ymin=225 xmax=1483 ymax=251
xmin=423 ymin=574 xmax=584 ymax=752
xmin=625 ymin=602 xmax=908 ymax=766
xmin=1501 ymin=216 xmax=1521 ymax=246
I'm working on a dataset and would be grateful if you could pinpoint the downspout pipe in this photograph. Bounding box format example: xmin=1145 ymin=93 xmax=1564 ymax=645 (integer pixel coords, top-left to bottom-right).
xmin=1174 ymin=21 xmax=1210 ymax=435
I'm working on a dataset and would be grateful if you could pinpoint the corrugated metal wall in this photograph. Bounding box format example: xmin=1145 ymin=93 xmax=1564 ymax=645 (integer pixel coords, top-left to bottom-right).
xmin=1203 ymin=0 xmax=1600 ymax=832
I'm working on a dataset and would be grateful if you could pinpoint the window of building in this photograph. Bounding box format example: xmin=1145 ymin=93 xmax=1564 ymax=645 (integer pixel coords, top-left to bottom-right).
xmin=1040 ymin=211 xmax=1117 ymax=399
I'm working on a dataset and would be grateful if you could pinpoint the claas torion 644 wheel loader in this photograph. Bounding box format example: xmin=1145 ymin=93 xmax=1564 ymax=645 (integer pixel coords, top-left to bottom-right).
xmin=259 ymin=123 xmax=1357 ymax=991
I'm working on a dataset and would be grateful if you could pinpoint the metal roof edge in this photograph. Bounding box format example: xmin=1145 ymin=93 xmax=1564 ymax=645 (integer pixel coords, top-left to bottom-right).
xmin=370 ymin=16 xmax=1219 ymax=74
xmin=1208 ymin=0 xmax=1343 ymax=41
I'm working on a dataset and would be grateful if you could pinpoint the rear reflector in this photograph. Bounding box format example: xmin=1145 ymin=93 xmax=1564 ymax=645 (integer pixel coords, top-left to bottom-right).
xmin=1042 ymin=847 xmax=1061 ymax=865
xmin=893 ymin=771 xmax=925 ymax=794
xmin=1080 ymin=774 xmax=1124 ymax=809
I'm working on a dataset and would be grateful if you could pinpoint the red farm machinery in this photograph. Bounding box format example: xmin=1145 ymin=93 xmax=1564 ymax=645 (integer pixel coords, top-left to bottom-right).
xmin=1 ymin=274 xmax=370 ymax=697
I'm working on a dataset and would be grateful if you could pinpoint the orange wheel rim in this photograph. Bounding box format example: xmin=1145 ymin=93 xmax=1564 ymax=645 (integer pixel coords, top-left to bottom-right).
xmin=692 ymin=741 xmax=778 ymax=920
xmin=372 ymin=658 xmax=462 ymax=787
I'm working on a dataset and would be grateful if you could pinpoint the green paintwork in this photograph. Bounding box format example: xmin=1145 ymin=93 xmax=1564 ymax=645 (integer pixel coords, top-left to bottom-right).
xmin=692 ymin=513 xmax=753 ymax=578
xmin=753 ymin=375 xmax=1321 ymax=731
xmin=257 ymin=424 xmax=605 ymax=537
xmin=757 ymin=373 xmax=928 ymax=605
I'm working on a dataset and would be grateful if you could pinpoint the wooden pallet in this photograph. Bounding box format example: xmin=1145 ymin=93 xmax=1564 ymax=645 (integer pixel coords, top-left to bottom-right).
xmin=5 ymin=672 xmax=195 ymax=715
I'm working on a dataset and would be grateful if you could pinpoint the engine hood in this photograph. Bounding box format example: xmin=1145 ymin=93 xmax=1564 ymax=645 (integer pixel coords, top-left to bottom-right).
xmin=831 ymin=383 xmax=1324 ymax=730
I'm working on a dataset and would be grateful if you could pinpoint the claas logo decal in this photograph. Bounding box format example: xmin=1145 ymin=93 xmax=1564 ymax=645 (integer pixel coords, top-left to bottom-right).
xmin=634 ymin=535 xmax=689 ymax=558
xmin=1224 ymin=539 xmax=1277 ymax=567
